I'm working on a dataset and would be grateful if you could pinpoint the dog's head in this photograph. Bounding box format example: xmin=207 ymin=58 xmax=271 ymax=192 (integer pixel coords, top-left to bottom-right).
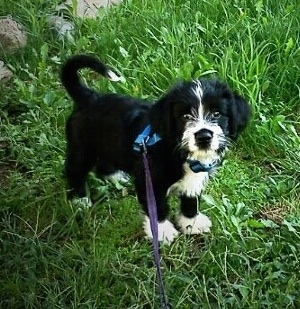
xmin=150 ymin=78 xmax=251 ymax=162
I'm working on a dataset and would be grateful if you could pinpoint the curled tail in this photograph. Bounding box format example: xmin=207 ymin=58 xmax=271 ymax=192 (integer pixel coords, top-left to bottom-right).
xmin=61 ymin=54 xmax=122 ymax=108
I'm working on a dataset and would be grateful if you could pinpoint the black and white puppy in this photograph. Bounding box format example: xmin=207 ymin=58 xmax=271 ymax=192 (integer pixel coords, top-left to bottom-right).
xmin=61 ymin=55 xmax=251 ymax=244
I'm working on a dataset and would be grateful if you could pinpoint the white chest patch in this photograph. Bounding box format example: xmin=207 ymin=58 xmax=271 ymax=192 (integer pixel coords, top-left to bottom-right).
xmin=168 ymin=163 xmax=209 ymax=197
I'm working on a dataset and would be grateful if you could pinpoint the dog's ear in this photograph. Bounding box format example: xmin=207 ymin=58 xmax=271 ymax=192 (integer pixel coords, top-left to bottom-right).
xmin=149 ymin=96 xmax=172 ymax=138
xmin=150 ymin=82 xmax=187 ymax=139
xmin=228 ymin=92 xmax=251 ymax=140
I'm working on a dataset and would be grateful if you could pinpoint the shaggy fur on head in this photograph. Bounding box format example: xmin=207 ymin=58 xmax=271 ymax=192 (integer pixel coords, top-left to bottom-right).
xmin=61 ymin=54 xmax=251 ymax=244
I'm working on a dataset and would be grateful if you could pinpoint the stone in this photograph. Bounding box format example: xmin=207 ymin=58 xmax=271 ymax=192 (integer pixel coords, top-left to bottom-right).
xmin=0 ymin=60 xmax=13 ymax=83
xmin=47 ymin=15 xmax=74 ymax=42
xmin=64 ymin=0 xmax=123 ymax=18
xmin=0 ymin=16 xmax=27 ymax=54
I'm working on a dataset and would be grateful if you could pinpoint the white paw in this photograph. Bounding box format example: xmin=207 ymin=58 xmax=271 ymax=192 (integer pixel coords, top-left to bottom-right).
xmin=104 ymin=171 xmax=130 ymax=184
xmin=143 ymin=216 xmax=179 ymax=245
xmin=177 ymin=212 xmax=212 ymax=235
xmin=72 ymin=197 xmax=92 ymax=208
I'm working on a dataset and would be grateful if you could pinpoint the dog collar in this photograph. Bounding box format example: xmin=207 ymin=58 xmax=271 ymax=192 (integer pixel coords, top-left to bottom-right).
xmin=186 ymin=159 xmax=217 ymax=173
xmin=133 ymin=125 xmax=162 ymax=153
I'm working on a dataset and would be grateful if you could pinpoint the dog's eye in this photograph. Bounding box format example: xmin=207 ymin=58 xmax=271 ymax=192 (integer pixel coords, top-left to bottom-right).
xmin=212 ymin=111 xmax=221 ymax=119
xmin=182 ymin=114 xmax=193 ymax=121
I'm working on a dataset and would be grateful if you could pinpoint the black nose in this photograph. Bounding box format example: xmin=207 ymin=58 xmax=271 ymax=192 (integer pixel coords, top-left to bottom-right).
xmin=195 ymin=129 xmax=213 ymax=145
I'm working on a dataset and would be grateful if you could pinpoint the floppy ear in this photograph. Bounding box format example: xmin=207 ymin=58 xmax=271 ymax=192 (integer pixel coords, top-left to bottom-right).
xmin=228 ymin=92 xmax=251 ymax=140
xmin=149 ymin=96 xmax=172 ymax=138
xmin=150 ymin=81 xmax=187 ymax=139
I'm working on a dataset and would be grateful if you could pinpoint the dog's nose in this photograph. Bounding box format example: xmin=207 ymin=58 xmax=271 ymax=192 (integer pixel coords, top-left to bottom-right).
xmin=195 ymin=129 xmax=213 ymax=144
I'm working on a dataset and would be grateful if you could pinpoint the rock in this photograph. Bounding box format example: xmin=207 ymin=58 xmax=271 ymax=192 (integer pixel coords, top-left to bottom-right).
xmin=0 ymin=16 xmax=27 ymax=54
xmin=0 ymin=61 xmax=13 ymax=83
xmin=47 ymin=15 xmax=74 ymax=42
xmin=48 ymin=0 xmax=123 ymax=41
xmin=63 ymin=0 xmax=123 ymax=19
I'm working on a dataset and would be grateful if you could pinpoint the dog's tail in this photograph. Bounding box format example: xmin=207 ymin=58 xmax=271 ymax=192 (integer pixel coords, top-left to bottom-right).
xmin=61 ymin=54 xmax=123 ymax=107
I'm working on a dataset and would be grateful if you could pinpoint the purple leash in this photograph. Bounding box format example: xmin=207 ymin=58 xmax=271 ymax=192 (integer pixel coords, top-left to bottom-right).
xmin=133 ymin=125 xmax=170 ymax=308
xmin=142 ymin=152 xmax=170 ymax=309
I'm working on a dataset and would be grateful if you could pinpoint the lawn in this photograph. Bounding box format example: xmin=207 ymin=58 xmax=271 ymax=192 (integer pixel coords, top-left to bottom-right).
xmin=0 ymin=0 xmax=299 ymax=308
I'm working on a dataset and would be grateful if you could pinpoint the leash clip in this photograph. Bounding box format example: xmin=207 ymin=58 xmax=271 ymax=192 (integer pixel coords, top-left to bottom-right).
xmin=141 ymin=138 xmax=148 ymax=154
xmin=133 ymin=125 xmax=161 ymax=154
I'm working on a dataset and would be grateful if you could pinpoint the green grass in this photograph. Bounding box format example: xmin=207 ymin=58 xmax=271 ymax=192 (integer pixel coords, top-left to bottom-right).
xmin=1 ymin=0 xmax=300 ymax=308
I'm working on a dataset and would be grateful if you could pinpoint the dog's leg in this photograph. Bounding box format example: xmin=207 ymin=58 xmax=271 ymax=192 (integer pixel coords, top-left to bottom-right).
xmin=136 ymin=182 xmax=179 ymax=244
xmin=65 ymin=147 xmax=95 ymax=205
xmin=177 ymin=195 xmax=212 ymax=235
xmin=143 ymin=216 xmax=179 ymax=245
xmin=96 ymin=160 xmax=130 ymax=184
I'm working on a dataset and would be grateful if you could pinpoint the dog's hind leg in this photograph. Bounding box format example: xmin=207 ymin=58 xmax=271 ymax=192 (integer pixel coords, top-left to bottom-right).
xmin=65 ymin=147 xmax=96 ymax=202
xmin=96 ymin=160 xmax=130 ymax=183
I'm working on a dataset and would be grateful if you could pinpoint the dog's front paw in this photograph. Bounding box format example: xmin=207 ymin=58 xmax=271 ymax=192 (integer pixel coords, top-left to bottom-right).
xmin=158 ymin=220 xmax=179 ymax=244
xmin=143 ymin=217 xmax=179 ymax=245
xmin=177 ymin=212 xmax=212 ymax=235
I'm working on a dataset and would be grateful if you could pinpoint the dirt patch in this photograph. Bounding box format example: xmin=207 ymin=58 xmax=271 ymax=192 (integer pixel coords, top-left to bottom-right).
xmin=256 ymin=204 xmax=289 ymax=224
xmin=0 ymin=140 xmax=13 ymax=188
xmin=0 ymin=163 xmax=13 ymax=188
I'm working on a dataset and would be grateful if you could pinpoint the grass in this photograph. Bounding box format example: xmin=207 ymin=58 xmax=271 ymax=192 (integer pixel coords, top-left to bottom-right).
xmin=0 ymin=0 xmax=299 ymax=308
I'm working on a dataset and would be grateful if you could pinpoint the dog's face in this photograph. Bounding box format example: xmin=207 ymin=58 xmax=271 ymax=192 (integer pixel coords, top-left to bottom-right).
xmin=150 ymin=78 xmax=251 ymax=162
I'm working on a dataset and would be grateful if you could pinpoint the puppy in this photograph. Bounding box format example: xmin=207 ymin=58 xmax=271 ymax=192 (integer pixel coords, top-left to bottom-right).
xmin=61 ymin=55 xmax=251 ymax=244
